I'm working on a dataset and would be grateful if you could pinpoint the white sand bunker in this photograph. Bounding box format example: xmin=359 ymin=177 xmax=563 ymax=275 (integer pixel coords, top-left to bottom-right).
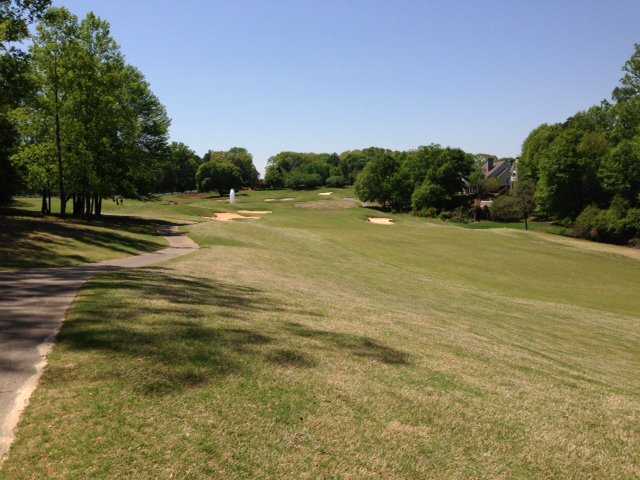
xmin=368 ymin=217 xmax=394 ymax=225
xmin=238 ymin=210 xmax=272 ymax=215
xmin=318 ymin=192 xmax=333 ymax=196
xmin=213 ymin=212 xmax=260 ymax=222
xmin=264 ymin=198 xmax=295 ymax=202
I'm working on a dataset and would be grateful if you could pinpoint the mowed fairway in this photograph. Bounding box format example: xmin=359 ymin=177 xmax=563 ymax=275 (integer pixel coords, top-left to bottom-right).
xmin=2 ymin=190 xmax=640 ymax=479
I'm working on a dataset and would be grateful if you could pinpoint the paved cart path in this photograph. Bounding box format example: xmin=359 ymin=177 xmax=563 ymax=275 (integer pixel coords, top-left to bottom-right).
xmin=0 ymin=227 xmax=199 ymax=461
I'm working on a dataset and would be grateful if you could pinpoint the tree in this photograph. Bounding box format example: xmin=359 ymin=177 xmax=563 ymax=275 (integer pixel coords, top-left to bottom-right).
xmin=354 ymin=152 xmax=403 ymax=209
xmin=196 ymin=160 xmax=242 ymax=195
xmin=0 ymin=0 xmax=51 ymax=204
xmin=513 ymin=179 xmax=536 ymax=230
xmin=12 ymin=9 xmax=170 ymax=217
xmin=613 ymin=43 xmax=640 ymax=103
xmin=599 ymin=137 xmax=640 ymax=204
xmin=157 ymin=142 xmax=201 ymax=193
xmin=408 ymin=147 xmax=473 ymax=213
xmin=23 ymin=7 xmax=78 ymax=216
xmin=225 ymin=147 xmax=259 ymax=188
xmin=519 ymin=124 xmax=561 ymax=182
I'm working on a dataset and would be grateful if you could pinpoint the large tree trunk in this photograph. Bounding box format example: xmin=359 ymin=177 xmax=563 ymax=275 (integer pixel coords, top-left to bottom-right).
xmin=53 ymin=58 xmax=66 ymax=217
xmin=41 ymin=191 xmax=48 ymax=215
xmin=95 ymin=195 xmax=102 ymax=217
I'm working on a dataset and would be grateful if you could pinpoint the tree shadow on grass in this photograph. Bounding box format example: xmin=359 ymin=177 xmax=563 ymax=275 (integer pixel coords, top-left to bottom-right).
xmin=48 ymin=267 xmax=309 ymax=395
xmin=284 ymin=322 xmax=411 ymax=365
xmin=42 ymin=267 xmax=410 ymax=397
xmin=0 ymin=208 xmax=181 ymax=269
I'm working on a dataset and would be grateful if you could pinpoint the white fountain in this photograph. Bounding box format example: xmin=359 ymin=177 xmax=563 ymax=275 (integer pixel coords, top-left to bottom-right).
xmin=229 ymin=188 xmax=236 ymax=204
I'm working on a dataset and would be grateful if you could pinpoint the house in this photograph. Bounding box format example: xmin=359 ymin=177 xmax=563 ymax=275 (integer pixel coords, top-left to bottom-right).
xmin=462 ymin=155 xmax=518 ymax=204
xmin=479 ymin=155 xmax=517 ymax=189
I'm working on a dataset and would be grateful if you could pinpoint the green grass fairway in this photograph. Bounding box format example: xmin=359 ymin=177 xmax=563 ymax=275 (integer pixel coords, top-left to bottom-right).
xmin=3 ymin=189 xmax=640 ymax=479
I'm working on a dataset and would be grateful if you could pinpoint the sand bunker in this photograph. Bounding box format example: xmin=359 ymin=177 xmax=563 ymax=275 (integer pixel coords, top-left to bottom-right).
xmin=318 ymin=192 xmax=333 ymax=196
xmin=296 ymin=199 xmax=359 ymax=210
xmin=264 ymin=198 xmax=295 ymax=202
xmin=212 ymin=212 xmax=260 ymax=222
xmin=238 ymin=210 xmax=272 ymax=215
xmin=368 ymin=217 xmax=394 ymax=225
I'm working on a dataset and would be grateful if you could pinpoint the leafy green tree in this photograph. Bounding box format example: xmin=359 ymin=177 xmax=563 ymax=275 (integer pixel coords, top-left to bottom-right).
xmin=535 ymin=127 xmax=602 ymax=219
xmin=519 ymin=124 xmax=561 ymax=182
xmin=226 ymin=147 xmax=259 ymax=188
xmin=196 ymin=160 xmax=242 ymax=195
xmin=158 ymin=142 xmax=200 ymax=192
xmin=0 ymin=0 xmax=51 ymax=204
xmin=513 ymin=179 xmax=536 ymax=230
xmin=354 ymin=152 xmax=403 ymax=209
xmin=21 ymin=7 xmax=78 ymax=215
xmin=599 ymin=137 xmax=640 ymax=204
xmin=613 ymin=43 xmax=640 ymax=102
xmin=411 ymin=180 xmax=449 ymax=212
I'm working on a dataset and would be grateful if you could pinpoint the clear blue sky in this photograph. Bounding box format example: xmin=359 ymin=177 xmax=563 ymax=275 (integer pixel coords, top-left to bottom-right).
xmin=54 ymin=0 xmax=640 ymax=173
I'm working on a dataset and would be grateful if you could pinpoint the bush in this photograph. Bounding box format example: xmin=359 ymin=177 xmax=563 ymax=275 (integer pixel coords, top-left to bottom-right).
xmin=490 ymin=195 xmax=521 ymax=221
xmin=196 ymin=160 xmax=243 ymax=195
xmin=325 ymin=175 xmax=347 ymax=188
xmin=574 ymin=203 xmax=640 ymax=244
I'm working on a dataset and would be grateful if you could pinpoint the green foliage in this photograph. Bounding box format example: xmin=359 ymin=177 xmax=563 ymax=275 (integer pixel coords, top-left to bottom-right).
xmin=325 ymin=175 xmax=347 ymax=188
xmin=599 ymin=137 xmax=640 ymax=202
xmin=523 ymin=43 xmax=640 ymax=233
xmin=574 ymin=200 xmax=640 ymax=245
xmin=613 ymin=43 xmax=640 ymax=102
xmin=8 ymin=7 xmax=172 ymax=216
xmin=0 ymin=0 xmax=52 ymax=204
xmin=264 ymin=148 xmax=391 ymax=190
xmin=354 ymin=152 xmax=405 ymax=209
xmin=490 ymin=195 xmax=522 ymax=222
xmin=157 ymin=142 xmax=201 ymax=193
xmin=412 ymin=180 xmax=448 ymax=212
xmin=284 ymin=171 xmax=322 ymax=189
xmin=201 ymin=147 xmax=259 ymax=189
xmin=519 ymin=124 xmax=561 ymax=182
xmin=196 ymin=160 xmax=242 ymax=195
xmin=357 ymin=144 xmax=473 ymax=213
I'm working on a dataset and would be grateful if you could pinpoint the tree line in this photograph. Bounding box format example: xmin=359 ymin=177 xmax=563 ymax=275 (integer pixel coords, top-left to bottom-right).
xmin=519 ymin=43 xmax=640 ymax=245
xmin=263 ymin=148 xmax=388 ymax=189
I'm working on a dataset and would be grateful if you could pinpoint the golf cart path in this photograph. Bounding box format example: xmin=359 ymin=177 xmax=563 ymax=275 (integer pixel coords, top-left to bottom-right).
xmin=0 ymin=226 xmax=199 ymax=462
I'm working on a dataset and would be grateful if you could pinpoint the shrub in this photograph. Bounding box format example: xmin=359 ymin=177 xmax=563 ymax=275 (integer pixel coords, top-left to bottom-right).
xmin=490 ymin=195 xmax=521 ymax=221
xmin=574 ymin=204 xmax=640 ymax=244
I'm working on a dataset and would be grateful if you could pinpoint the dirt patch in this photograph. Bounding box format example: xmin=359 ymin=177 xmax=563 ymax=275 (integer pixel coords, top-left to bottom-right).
xmin=368 ymin=217 xmax=394 ymax=225
xmin=211 ymin=212 xmax=260 ymax=222
xmin=264 ymin=198 xmax=295 ymax=203
xmin=318 ymin=192 xmax=333 ymax=196
xmin=296 ymin=199 xmax=359 ymax=210
xmin=238 ymin=210 xmax=272 ymax=215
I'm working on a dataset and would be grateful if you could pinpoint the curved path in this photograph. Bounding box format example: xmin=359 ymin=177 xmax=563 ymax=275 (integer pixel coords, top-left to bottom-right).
xmin=0 ymin=227 xmax=199 ymax=461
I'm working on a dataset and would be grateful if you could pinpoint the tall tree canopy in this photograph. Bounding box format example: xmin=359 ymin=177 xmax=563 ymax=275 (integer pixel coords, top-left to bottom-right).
xmin=202 ymin=147 xmax=259 ymax=188
xmin=10 ymin=7 xmax=170 ymax=216
xmin=0 ymin=0 xmax=51 ymax=204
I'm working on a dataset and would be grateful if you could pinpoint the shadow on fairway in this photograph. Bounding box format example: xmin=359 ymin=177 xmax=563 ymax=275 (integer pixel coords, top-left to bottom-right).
xmin=0 ymin=208 xmax=180 ymax=269
xmin=48 ymin=267 xmax=409 ymax=396
xmin=285 ymin=322 xmax=411 ymax=365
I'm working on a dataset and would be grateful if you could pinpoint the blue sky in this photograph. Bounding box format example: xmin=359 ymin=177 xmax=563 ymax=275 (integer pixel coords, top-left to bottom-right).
xmin=54 ymin=0 xmax=640 ymax=173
